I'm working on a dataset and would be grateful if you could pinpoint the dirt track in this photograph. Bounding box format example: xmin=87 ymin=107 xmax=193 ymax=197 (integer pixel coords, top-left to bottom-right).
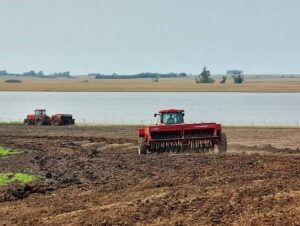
xmin=0 ymin=125 xmax=299 ymax=225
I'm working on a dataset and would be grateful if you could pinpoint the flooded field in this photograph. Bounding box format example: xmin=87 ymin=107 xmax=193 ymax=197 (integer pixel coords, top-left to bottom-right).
xmin=0 ymin=92 xmax=299 ymax=126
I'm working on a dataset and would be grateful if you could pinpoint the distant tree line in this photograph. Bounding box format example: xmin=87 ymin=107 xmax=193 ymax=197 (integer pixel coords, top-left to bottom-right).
xmin=49 ymin=71 xmax=71 ymax=78
xmin=23 ymin=70 xmax=45 ymax=76
xmin=92 ymin=72 xmax=187 ymax=79
xmin=0 ymin=70 xmax=72 ymax=78
xmin=23 ymin=70 xmax=71 ymax=78
xmin=0 ymin=67 xmax=247 ymax=84
xmin=0 ymin=70 xmax=8 ymax=75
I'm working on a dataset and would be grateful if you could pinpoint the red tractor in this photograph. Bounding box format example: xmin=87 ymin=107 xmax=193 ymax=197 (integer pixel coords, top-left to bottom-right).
xmin=24 ymin=109 xmax=51 ymax=125
xmin=24 ymin=109 xmax=75 ymax=126
xmin=138 ymin=109 xmax=227 ymax=155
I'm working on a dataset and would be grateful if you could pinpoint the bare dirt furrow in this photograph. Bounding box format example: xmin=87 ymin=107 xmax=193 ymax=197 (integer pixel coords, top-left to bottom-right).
xmin=0 ymin=125 xmax=299 ymax=225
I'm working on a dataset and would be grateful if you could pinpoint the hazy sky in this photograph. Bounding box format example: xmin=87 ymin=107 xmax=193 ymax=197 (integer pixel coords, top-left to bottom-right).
xmin=0 ymin=0 xmax=299 ymax=75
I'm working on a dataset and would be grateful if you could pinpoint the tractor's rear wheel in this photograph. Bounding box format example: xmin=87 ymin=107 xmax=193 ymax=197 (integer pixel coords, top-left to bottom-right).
xmin=218 ymin=132 xmax=227 ymax=154
xmin=52 ymin=120 xmax=60 ymax=126
xmin=35 ymin=119 xmax=44 ymax=126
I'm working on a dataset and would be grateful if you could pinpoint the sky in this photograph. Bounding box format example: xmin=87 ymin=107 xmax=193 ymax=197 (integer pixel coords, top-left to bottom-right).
xmin=0 ymin=0 xmax=299 ymax=75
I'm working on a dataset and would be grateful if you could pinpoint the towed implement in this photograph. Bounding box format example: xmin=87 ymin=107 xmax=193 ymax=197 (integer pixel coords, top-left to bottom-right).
xmin=24 ymin=109 xmax=75 ymax=126
xmin=51 ymin=114 xmax=75 ymax=126
xmin=138 ymin=109 xmax=227 ymax=154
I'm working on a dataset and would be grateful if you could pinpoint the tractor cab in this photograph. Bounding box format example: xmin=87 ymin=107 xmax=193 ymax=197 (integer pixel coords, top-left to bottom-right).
xmin=154 ymin=109 xmax=185 ymax=125
xmin=34 ymin=109 xmax=47 ymax=116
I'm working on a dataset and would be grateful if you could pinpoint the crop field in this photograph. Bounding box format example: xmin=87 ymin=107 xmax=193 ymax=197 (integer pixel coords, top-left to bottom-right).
xmin=0 ymin=76 xmax=300 ymax=92
xmin=0 ymin=125 xmax=299 ymax=225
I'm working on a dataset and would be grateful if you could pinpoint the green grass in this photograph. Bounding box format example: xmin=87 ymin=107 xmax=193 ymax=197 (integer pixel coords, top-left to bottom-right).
xmin=0 ymin=173 xmax=36 ymax=186
xmin=0 ymin=121 xmax=22 ymax=125
xmin=0 ymin=147 xmax=21 ymax=157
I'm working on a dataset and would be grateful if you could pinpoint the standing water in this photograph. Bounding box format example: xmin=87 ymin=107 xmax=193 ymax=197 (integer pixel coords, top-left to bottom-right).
xmin=0 ymin=92 xmax=299 ymax=126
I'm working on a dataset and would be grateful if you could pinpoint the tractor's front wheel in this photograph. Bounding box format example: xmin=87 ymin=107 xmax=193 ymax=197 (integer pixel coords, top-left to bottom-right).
xmin=218 ymin=132 xmax=227 ymax=154
xmin=24 ymin=119 xmax=29 ymax=125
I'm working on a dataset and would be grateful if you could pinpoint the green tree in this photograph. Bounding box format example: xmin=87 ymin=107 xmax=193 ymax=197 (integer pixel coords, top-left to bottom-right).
xmin=232 ymin=73 xmax=244 ymax=84
xmin=196 ymin=67 xmax=215 ymax=83
xmin=38 ymin=71 xmax=44 ymax=76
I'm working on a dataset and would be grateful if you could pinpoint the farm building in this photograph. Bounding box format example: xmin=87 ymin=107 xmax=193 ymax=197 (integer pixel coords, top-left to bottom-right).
xmin=226 ymin=70 xmax=243 ymax=75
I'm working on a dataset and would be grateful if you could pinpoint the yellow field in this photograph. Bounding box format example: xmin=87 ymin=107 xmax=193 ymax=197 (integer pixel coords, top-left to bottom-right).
xmin=0 ymin=76 xmax=300 ymax=92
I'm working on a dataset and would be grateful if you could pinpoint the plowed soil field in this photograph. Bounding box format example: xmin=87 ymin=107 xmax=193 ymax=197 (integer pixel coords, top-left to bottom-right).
xmin=0 ymin=125 xmax=299 ymax=225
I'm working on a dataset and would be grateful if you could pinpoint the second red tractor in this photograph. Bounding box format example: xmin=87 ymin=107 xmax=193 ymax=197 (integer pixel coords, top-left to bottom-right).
xmin=24 ymin=109 xmax=75 ymax=126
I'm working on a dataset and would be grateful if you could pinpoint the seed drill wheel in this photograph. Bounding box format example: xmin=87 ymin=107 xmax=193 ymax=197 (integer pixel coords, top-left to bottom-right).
xmin=138 ymin=143 xmax=148 ymax=155
xmin=218 ymin=132 xmax=227 ymax=154
xmin=138 ymin=139 xmax=148 ymax=155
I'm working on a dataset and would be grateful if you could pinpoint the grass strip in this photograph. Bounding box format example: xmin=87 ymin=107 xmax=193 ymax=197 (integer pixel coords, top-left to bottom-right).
xmin=0 ymin=147 xmax=21 ymax=157
xmin=0 ymin=122 xmax=22 ymax=125
xmin=0 ymin=173 xmax=36 ymax=186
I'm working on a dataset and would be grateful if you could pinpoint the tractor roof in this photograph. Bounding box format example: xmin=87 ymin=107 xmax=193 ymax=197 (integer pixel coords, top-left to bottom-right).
xmin=35 ymin=109 xmax=46 ymax=111
xmin=159 ymin=109 xmax=184 ymax=113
